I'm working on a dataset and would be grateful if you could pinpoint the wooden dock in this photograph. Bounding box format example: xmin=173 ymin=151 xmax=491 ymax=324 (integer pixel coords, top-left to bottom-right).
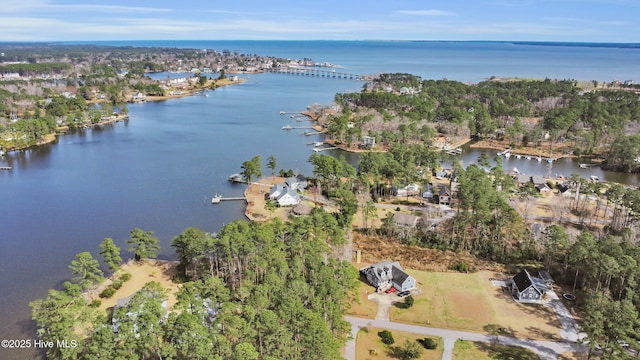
xmin=313 ymin=146 xmax=339 ymax=152
xmin=0 ymin=166 xmax=11 ymax=170
xmin=212 ymin=195 xmax=246 ymax=204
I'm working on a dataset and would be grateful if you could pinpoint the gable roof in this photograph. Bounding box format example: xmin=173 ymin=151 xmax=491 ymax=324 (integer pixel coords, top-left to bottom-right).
xmin=269 ymin=183 xmax=287 ymax=197
xmin=512 ymin=269 xmax=548 ymax=293
xmin=439 ymin=186 xmax=450 ymax=196
xmin=392 ymin=266 xmax=411 ymax=284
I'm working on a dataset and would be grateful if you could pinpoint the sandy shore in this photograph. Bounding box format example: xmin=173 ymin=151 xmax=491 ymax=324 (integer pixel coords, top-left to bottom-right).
xmin=87 ymin=259 xmax=181 ymax=313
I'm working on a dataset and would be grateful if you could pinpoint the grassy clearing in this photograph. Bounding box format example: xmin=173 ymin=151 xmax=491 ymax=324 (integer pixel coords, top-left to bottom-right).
xmin=390 ymin=270 xmax=562 ymax=341
xmin=452 ymin=339 xmax=539 ymax=360
xmin=356 ymin=326 xmax=443 ymax=360
xmin=90 ymin=260 xmax=181 ymax=314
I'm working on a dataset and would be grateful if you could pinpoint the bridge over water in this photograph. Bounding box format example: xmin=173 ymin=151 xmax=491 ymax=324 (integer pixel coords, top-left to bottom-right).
xmin=267 ymin=67 xmax=371 ymax=81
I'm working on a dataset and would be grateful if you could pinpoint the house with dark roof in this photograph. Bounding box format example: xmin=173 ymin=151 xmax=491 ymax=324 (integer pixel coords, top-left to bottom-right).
xmin=437 ymin=185 xmax=451 ymax=205
xmin=511 ymin=269 xmax=549 ymax=303
xmin=360 ymin=260 xmax=416 ymax=292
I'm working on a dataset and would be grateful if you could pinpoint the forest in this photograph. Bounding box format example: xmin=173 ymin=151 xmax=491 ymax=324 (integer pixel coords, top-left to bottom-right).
xmin=30 ymin=211 xmax=358 ymax=360
xmin=326 ymin=73 xmax=640 ymax=172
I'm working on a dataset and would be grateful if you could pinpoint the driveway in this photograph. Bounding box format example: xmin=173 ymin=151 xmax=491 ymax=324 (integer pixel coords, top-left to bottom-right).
xmin=344 ymin=316 xmax=586 ymax=360
xmin=545 ymin=290 xmax=584 ymax=341
xmin=367 ymin=292 xmax=400 ymax=321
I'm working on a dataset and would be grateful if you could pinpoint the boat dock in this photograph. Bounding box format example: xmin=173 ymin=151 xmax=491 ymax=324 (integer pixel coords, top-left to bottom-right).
xmin=211 ymin=195 xmax=246 ymax=204
xmin=0 ymin=166 xmax=11 ymax=170
xmin=313 ymin=146 xmax=339 ymax=152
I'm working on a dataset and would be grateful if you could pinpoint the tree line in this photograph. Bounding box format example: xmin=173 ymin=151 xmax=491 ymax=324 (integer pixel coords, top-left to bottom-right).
xmin=30 ymin=210 xmax=357 ymax=360
xmin=329 ymin=73 xmax=640 ymax=171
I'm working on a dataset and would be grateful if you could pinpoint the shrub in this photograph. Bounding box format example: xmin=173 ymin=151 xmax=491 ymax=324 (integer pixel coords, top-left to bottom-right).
xmin=404 ymin=295 xmax=415 ymax=308
xmin=99 ymin=286 xmax=116 ymax=299
xmin=420 ymin=337 xmax=438 ymax=349
xmin=112 ymin=280 xmax=123 ymax=290
xmin=450 ymin=261 xmax=470 ymax=273
xmin=120 ymin=272 xmax=132 ymax=282
xmin=89 ymin=299 xmax=102 ymax=308
xmin=378 ymin=330 xmax=395 ymax=345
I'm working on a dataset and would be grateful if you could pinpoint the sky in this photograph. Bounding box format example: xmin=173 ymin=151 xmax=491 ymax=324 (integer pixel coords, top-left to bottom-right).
xmin=0 ymin=0 xmax=637 ymax=42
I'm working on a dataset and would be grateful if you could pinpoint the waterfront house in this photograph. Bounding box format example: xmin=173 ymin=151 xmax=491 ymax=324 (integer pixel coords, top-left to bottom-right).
xmin=268 ymin=183 xmax=287 ymax=200
xmin=132 ymin=92 xmax=146 ymax=101
xmin=275 ymin=188 xmax=300 ymax=207
xmin=285 ymin=175 xmax=308 ymax=191
xmin=438 ymin=186 xmax=451 ymax=206
xmin=511 ymin=269 xmax=548 ymax=303
xmin=360 ymin=136 xmax=376 ymax=149
xmin=360 ymin=261 xmax=416 ymax=292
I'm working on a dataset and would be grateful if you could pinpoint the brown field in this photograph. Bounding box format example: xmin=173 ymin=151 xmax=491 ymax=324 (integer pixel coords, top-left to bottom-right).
xmin=90 ymin=260 xmax=181 ymax=314
xmin=389 ymin=270 xmax=563 ymax=341
xmin=356 ymin=327 xmax=443 ymax=360
xmin=452 ymin=339 xmax=539 ymax=360
xmin=353 ymin=233 xmax=503 ymax=272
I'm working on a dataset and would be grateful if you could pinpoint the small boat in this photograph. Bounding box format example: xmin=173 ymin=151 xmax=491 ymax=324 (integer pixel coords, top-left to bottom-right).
xmin=512 ymin=167 xmax=520 ymax=174
xmin=504 ymin=152 xmax=510 ymax=158
xmin=537 ymin=157 xmax=542 ymax=162
xmin=228 ymin=173 xmax=243 ymax=183
xmin=590 ymin=175 xmax=600 ymax=182
xmin=313 ymin=142 xmax=324 ymax=147
xmin=279 ymin=111 xmax=285 ymax=115
xmin=211 ymin=194 xmax=222 ymax=203
xmin=515 ymin=154 xmax=521 ymax=159
xmin=282 ymin=125 xmax=293 ymax=130
xmin=546 ymin=158 xmax=554 ymax=163
xmin=525 ymin=156 xmax=531 ymax=160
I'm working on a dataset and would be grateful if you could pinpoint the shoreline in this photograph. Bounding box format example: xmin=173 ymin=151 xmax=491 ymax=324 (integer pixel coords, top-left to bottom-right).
xmin=1 ymin=78 xmax=243 ymax=154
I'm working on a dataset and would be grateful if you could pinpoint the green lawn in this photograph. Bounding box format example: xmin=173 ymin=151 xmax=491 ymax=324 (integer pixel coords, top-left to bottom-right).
xmin=452 ymin=339 xmax=539 ymax=360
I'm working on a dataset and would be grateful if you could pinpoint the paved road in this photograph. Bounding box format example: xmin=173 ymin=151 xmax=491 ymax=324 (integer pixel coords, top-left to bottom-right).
xmin=344 ymin=316 xmax=586 ymax=360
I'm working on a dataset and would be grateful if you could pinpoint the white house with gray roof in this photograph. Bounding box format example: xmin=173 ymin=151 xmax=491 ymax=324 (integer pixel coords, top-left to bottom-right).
xmin=360 ymin=260 xmax=416 ymax=292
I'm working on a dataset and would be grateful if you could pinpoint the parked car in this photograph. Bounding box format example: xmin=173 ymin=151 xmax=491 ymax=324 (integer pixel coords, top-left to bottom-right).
xmin=384 ymin=287 xmax=396 ymax=294
xmin=397 ymin=290 xmax=410 ymax=297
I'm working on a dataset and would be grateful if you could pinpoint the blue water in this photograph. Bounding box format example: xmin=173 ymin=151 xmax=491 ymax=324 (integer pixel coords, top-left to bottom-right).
xmin=71 ymin=40 xmax=640 ymax=83
xmin=2 ymin=40 xmax=640 ymax=359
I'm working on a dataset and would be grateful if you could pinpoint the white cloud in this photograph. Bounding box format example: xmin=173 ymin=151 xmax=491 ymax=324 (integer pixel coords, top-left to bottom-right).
xmin=0 ymin=1 xmax=170 ymax=14
xmin=396 ymin=10 xmax=456 ymax=16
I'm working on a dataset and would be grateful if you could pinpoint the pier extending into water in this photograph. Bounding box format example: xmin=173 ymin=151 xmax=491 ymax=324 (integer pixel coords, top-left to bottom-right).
xmin=313 ymin=146 xmax=339 ymax=152
xmin=211 ymin=195 xmax=246 ymax=204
